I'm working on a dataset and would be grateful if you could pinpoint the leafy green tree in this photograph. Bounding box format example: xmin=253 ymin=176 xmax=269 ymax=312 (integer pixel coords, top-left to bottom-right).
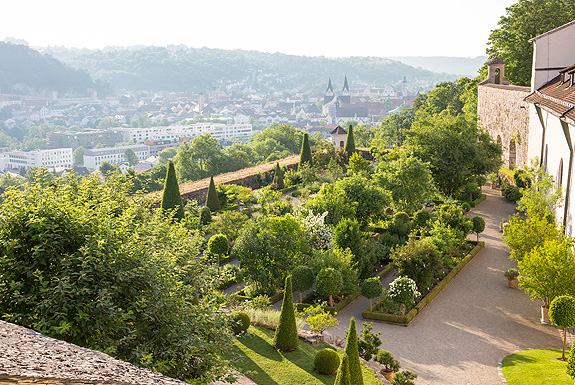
xmin=486 ymin=0 xmax=575 ymax=86
xmin=301 ymin=303 xmax=339 ymax=336
xmin=99 ymin=161 xmax=117 ymax=176
xmin=376 ymin=151 xmax=435 ymax=213
xmin=334 ymin=353 xmax=351 ymax=385
xmin=292 ymin=265 xmax=314 ymax=303
xmin=311 ymin=248 xmax=359 ymax=296
xmin=305 ymin=184 xmax=356 ymax=226
xmin=405 ymin=112 xmax=501 ymax=196
xmin=336 ymin=175 xmax=391 ymax=225
xmin=0 ymin=171 xmax=233 ymax=382
xmin=518 ymin=237 xmax=575 ymax=309
xmin=549 ymin=295 xmax=575 ymax=360
xmin=391 ymin=238 xmax=442 ymax=294
xmin=158 ymin=147 xmax=177 ymax=164
xmin=208 ymin=211 xmax=248 ymax=245
xmin=205 ymin=176 xmax=221 ymax=212
xmin=161 ymin=161 xmax=184 ymax=220
xmin=357 ymin=323 xmax=382 ymax=361
xmin=334 ymin=218 xmax=373 ymax=279
xmin=345 ymin=125 xmax=356 ymax=154
xmin=73 ymin=146 xmax=85 ymax=165
xmin=344 ymin=317 xmax=364 ymax=385
xmin=172 ymin=142 xmax=201 ymax=182
xmin=316 ymin=267 xmax=343 ymax=307
xmin=348 ymin=152 xmax=371 ymax=175
xmin=235 ymin=215 xmax=309 ymax=295
xmin=273 ymin=275 xmax=299 ymax=352
xmin=361 ymin=278 xmax=383 ymax=311
xmin=123 ymin=148 xmax=139 ymax=166
xmin=392 ymin=371 xmax=418 ymax=385
xmin=208 ymin=234 xmax=229 ymax=270
xmin=190 ymin=134 xmax=223 ymax=174
xmin=299 ymin=132 xmax=312 ymax=170
xmin=472 ymin=216 xmax=485 ymax=241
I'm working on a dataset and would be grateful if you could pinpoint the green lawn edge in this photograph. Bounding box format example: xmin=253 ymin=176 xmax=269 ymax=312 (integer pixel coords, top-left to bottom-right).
xmin=502 ymin=349 xmax=573 ymax=385
xmin=230 ymin=325 xmax=380 ymax=385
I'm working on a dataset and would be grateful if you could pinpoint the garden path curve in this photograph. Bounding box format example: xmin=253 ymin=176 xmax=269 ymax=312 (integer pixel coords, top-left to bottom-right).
xmin=327 ymin=186 xmax=561 ymax=385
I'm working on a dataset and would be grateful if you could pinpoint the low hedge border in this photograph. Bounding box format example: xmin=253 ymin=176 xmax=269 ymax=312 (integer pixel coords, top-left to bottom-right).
xmin=471 ymin=194 xmax=487 ymax=207
xmin=376 ymin=264 xmax=394 ymax=279
xmin=362 ymin=241 xmax=485 ymax=325
xmin=233 ymin=289 xmax=285 ymax=304
xmin=280 ymin=185 xmax=299 ymax=194
xmin=214 ymin=204 xmax=239 ymax=214
xmin=296 ymin=291 xmax=361 ymax=314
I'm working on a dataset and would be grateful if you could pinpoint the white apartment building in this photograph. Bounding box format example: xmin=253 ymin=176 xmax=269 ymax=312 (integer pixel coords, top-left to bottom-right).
xmin=0 ymin=148 xmax=73 ymax=171
xmin=83 ymin=145 xmax=149 ymax=169
xmin=115 ymin=123 xmax=253 ymax=143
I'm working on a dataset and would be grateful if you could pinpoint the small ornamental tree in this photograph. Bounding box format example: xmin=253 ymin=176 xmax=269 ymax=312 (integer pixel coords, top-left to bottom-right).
xmin=207 ymin=234 xmax=229 ymax=271
xmin=274 ymin=162 xmax=285 ymax=189
xmin=472 ymin=216 xmax=486 ymax=241
xmin=549 ymin=295 xmax=575 ymax=360
xmin=388 ymin=276 xmax=421 ymax=316
xmin=273 ymin=275 xmax=299 ymax=352
xmin=301 ymin=303 xmax=339 ymax=336
xmin=392 ymin=371 xmax=418 ymax=385
xmin=345 ymin=124 xmax=356 ymax=155
xmin=316 ymin=267 xmax=343 ymax=307
xmin=361 ymin=277 xmax=383 ymax=311
xmin=299 ymin=133 xmax=312 ymax=170
xmin=344 ymin=317 xmax=364 ymax=385
xmin=292 ymin=265 xmax=314 ymax=303
xmin=205 ymin=176 xmax=221 ymax=212
xmin=357 ymin=323 xmax=382 ymax=361
xmin=161 ymin=161 xmax=184 ymax=220
xmin=334 ymin=353 xmax=351 ymax=385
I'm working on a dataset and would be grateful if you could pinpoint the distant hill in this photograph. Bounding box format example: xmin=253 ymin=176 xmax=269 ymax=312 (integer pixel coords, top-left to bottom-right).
xmin=42 ymin=46 xmax=458 ymax=93
xmin=0 ymin=43 xmax=105 ymax=97
xmin=389 ymin=56 xmax=488 ymax=78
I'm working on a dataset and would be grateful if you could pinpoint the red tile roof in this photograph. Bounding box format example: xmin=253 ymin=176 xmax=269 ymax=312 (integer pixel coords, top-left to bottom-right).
xmin=525 ymin=66 xmax=575 ymax=121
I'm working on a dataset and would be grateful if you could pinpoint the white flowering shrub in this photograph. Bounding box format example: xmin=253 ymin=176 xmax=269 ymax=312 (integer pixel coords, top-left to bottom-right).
xmin=298 ymin=210 xmax=334 ymax=250
xmin=388 ymin=276 xmax=421 ymax=308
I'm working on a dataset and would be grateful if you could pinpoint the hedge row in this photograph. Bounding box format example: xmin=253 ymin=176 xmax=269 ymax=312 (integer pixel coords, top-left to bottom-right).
xmin=471 ymin=194 xmax=487 ymax=207
xmin=361 ymin=241 xmax=485 ymax=325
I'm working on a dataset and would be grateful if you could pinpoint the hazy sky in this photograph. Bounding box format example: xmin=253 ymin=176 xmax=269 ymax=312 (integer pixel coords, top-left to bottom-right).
xmin=2 ymin=0 xmax=517 ymax=57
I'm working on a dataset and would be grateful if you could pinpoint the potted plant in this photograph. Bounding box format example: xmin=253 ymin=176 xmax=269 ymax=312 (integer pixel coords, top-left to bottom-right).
xmin=504 ymin=268 xmax=519 ymax=288
xmin=375 ymin=350 xmax=400 ymax=381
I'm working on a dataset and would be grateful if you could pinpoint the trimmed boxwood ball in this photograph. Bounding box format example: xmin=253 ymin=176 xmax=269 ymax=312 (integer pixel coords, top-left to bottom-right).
xmin=231 ymin=312 xmax=250 ymax=335
xmin=314 ymin=348 xmax=340 ymax=375
xmin=461 ymin=202 xmax=471 ymax=213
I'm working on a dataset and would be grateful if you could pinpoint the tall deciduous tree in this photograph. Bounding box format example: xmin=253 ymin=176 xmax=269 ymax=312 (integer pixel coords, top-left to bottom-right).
xmin=123 ymin=148 xmax=139 ymax=166
xmin=73 ymin=146 xmax=85 ymax=165
xmin=486 ymin=0 xmax=575 ymax=86
xmin=161 ymin=161 xmax=184 ymax=220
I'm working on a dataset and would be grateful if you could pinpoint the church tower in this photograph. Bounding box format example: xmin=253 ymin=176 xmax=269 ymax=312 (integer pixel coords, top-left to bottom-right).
xmin=340 ymin=75 xmax=351 ymax=103
xmin=324 ymin=78 xmax=335 ymax=104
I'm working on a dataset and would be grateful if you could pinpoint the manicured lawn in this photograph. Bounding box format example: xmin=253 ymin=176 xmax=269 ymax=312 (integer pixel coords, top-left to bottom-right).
xmin=502 ymin=349 xmax=573 ymax=385
xmin=231 ymin=326 xmax=381 ymax=385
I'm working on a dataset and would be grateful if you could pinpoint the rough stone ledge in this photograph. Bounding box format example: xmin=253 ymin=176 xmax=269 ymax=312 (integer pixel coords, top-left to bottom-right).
xmin=0 ymin=321 xmax=185 ymax=385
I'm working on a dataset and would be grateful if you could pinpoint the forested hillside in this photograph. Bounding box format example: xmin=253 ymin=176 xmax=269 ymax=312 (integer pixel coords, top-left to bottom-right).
xmin=0 ymin=43 xmax=105 ymax=96
xmin=43 ymin=46 xmax=454 ymax=93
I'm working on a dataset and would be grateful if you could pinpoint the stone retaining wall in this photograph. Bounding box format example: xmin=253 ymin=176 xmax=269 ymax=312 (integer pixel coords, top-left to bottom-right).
xmin=477 ymin=84 xmax=531 ymax=169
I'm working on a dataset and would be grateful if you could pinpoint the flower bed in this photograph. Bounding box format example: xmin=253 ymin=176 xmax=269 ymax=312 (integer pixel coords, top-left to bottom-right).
xmin=362 ymin=241 xmax=485 ymax=325
xmin=295 ymin=291 xmax=361 ymax=313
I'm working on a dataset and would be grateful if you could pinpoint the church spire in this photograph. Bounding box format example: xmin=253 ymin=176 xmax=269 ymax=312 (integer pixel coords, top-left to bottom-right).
xmin=324 ymin=77 xmax=335 ymax=104
xmin=342 ymin=75 xmax=350 ymax=94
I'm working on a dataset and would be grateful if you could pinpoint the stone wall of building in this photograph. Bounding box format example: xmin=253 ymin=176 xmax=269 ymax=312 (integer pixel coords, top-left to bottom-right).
xmin=477 ymin=84 xmax=531 ymax=169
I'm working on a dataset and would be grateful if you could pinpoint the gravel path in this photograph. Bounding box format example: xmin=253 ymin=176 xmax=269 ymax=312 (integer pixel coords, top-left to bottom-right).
xmin=324 ymin=186 xmax=561 ymax=385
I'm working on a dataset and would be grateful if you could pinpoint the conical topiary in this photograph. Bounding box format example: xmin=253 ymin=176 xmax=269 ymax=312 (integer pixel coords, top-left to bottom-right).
xmin=299 ymin=132 xmax=312 ymax=170
xmin=344 ymin=125 xmax=356 ymax=154
xmin=274 ymin=162 xmax=285 ymax=189
xmin=273 ymin=275 xmax=299 ymax=352
xmin=205 ymin=176 xmax=221 ymax=212
xmin=334 ymin=353 xmax=351 ymax=385
xmin=161 ymin=161 xmax=184 ymax=220
xmin=344 ymin=317 xmax=363 ymax=385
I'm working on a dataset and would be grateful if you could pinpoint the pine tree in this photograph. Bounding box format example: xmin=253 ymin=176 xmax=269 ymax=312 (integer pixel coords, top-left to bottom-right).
xmin=161 ymin=161 xmax=184 ymax=220
xmin=205 ymin=176 xmax=221 ymax=212
xmin=344 ymin=124 xmax=356 ymax=154
xmin=273 ymin=275 xmax=299 ymax=352
xmin=274 ymin=162 xmax=285 ymax=189
xmin=299 ymin=133 xmax=312 ymax=170
xmin=334 ymin=353 xmax=351 ymax=385
xmin=344 ymin=317 xmax=364 ymax=385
